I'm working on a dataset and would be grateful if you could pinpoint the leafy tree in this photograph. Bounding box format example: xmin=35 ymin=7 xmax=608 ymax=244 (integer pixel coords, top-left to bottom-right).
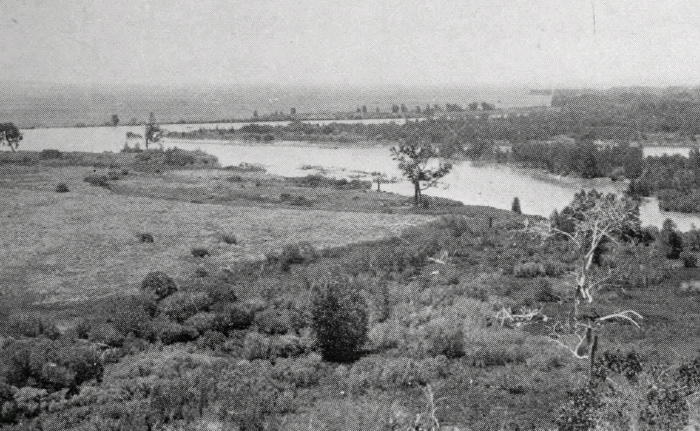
xmin=660 ymin=218 xmax=684 ymax=259
xmin=391 ymin=139 xmax=452 ymax=206
xmin=311 ymin=278 xmax=368 ymax=362
xmin=111 ymin=114 xmax=120 ymax=127
xmin=511 ymin=197 xmax=522 ymax=214
xmin=145 ymin=112 xmax=163 ymax=150
xmin=468 ymin=101 xmax=479 ymax=111
xmin=0 ymin=123 xmax=22 ymax=152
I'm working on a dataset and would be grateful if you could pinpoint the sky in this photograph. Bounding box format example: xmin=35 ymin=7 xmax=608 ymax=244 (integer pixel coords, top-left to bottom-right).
xmin=2 ymin=0 xmax=700 ymax=88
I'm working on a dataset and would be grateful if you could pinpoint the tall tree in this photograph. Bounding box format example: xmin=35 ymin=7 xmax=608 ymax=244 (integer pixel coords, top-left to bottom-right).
xmin=111 ymin=114 xmax=120 ymax=127
xmin=0 ymin=123 xmax=22 ymax=152
xmin=144 ymin=112 xmax=163 ymax=150
xmin=391 ymin=138 xmax=452 ymax=206
xmin=660 ymin=218 xmax=684 ymax=259
xmin=511 ymin=197 xmax=522 ymax=214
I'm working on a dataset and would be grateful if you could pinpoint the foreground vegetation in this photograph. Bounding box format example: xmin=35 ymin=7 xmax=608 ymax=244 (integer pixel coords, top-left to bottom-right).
xmin=0 ymin=148 xmax=699 ymax=430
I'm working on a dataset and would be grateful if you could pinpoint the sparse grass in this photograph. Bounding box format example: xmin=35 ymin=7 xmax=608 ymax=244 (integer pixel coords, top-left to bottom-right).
xmin=0 ymin=160 xmax=433 ymax=302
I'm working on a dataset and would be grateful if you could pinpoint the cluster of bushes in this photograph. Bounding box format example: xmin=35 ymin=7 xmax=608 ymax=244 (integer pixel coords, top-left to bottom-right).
xmin=558 ymin=351 xmax=700 ymax=430
xmin=288 ymin=174 xmax=371 ymax=190
xmin=279 ymin=193 xmax=313 ymax=206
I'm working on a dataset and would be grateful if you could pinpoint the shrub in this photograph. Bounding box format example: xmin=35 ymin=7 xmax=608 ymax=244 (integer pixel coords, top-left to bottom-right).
xmin=680 ymin=250 xmax=697 ymax=268
xmin=83 ymin=174 xmax=109 ymax=187
xmin=185 ymin=312 xmax=222 ymax=334
xmin=266 ymin=242 xmax=318 ymax=271
xmin=55 ymin=183 xmax=69 ymax=193
xmin=158 ymin=291 xmax=214 ymax=323
xmin=242 ymin=331 xmax=272 ymax=360
xmin=221 ymin=234 xmax=238 ymax=245
xmin=191 ymin=247 xmax=210 ymax=258
xmin=141 ymin=271 xmax=177 ymax=300
xmin=421 ymin=317 xmax=465 ymax=358
xmin=5 ymin=314 xmax=60 ymax=339
xmin=255 ymin=309 xmax=292 ymax=335
xmin=109 ymin=294 xmax=157 ymax=338
xmin=39 ymin=149 xmax=62 ymax=159
xmin=534 ymin=280 xmax=559 ymax=303
xmin=106 ymin=170 xmax=122 ymax=180
xmin=138 ymin=233 xmax=154 ymax=243
xmin=196 ymin=330 xmax=227 ymax=350
xmin=311 ymin=279 xmax=368 ymax=362
xmin=556 ymin=385 xmax=602 ymax=430
xmin=513 ymin=262 xmax=546 ymax=278
xmin=153 ymin=320 xmax=199 ymax=344
xmin=216 ymin=303 xmax=255 ymax=332
xmin=88 ymin=323 xmax=125 ymax=347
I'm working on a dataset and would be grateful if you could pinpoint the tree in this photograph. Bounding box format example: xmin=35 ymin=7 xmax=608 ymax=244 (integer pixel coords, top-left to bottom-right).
xmin=660 ymin=218 xmax=684 ymax=259
xmin=290 ymin=107 xmax=296 ymax=116
xmin=537 ymin=192 xmax=643 ymax=361
xmin=311 ymin=278 xmax=368 ymax=362
xmin=512 ymin=197 xmax=522 ymax=214
xmin=391 ymin=138 xmax=452 ymax=206
xmin=111 ymin=114 xmax=120 ymax=127
xmin=468 ymin=101 xmax=479 ymax=111
xmin=575 ymin=136 xmax=599 ymax=179
xmin=0 ymin=123 xmax=22 ymax=152
xmin=144 ymin=112 xmax=163 ymax=150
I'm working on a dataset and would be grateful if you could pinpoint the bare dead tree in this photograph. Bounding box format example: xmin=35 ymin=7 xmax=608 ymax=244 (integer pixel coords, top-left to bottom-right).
xmin=525 ymin=193 xmax=644 ymax=361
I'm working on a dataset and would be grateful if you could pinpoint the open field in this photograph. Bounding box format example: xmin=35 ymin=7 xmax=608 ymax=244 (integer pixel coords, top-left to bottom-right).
xmin=0 ymin=157 xmax=435 ymax=302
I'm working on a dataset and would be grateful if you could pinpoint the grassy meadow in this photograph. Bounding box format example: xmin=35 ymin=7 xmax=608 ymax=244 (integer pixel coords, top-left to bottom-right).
xmin=0 ymin=148 xmax=698 ymax=430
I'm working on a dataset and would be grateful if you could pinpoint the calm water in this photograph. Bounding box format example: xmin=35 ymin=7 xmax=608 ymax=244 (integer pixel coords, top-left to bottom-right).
xmin=12 ymin=124 xmax=700 ymax=230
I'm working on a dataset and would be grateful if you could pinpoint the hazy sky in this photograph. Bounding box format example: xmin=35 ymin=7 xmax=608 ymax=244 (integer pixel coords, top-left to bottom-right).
xmin=2 ymin=0 xmax=700 ymax=87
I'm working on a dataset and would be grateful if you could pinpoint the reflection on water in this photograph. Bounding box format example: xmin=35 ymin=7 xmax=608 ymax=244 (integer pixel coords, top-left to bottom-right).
xmin=12 ymin=124 xmax=700 ymax=230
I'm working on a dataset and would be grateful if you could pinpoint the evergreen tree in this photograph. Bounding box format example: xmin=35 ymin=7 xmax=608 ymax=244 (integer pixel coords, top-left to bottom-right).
xmin=511 ymin=197 xmax=522 ymax=214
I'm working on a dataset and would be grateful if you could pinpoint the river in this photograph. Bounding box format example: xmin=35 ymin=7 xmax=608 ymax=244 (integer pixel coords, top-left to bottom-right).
xmin=13 ymin=122 xmax=700 ymax=231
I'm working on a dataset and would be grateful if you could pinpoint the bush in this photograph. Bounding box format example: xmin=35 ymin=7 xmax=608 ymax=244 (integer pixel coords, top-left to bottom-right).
xmin=55 ymin=183 xmax=69 ymax=193
xmin=266 ymin=242 xmax=318 ymax=271
xmin=138 ymin=233 xmax=154 ymax=243
xmin=195 ymin=330 xmax=227 ymax=350
xmin=254 ymin=309 xmax=292 ymax=335
xmin=221 ymin=234 xmax=238 ymax=245
xmin=5 ymin=314 xmax=60 ymax=339
xmin=216 ymin=303 xmax=255 ymax=332
xmin=39 ymin=149 xmax=62 ymax=159
xmin=185 ymin=312 xmax=222 ymax=334
xmin=421 ymin=317 xmax=465 ymax=358
xmin=513 ymin=262 xmax=546 ymax=278
xmin=158 ymin=291 xmax=213 ymax=323
xmin=88 ymin=323 xmax=125 ymax=347
xmin=141 ymin=271 xmax=177 ymax=300
xmin=106 ymin=170 xmax=122 ymax=180
xmin=680 ymin=250 xmax=697 ymax=268
xmin=109 ymin=294 xmax=157 ymax=338
xmin=242 ymin=331 xmax=272 ymax=360
xmin=191 ymin=247 xmax=210 ymax=258
xmin=83 ymin=174 xmax=110 ymax=188
xmin=311 ymin=279 xmax=368 ymax=362
xmin=153 ymin=320 xmax=199 ymax=345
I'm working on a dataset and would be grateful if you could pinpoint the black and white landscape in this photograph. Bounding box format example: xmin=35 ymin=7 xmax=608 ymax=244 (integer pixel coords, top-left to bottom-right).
xmin=1 ymin=1 xmax=699 ymax=430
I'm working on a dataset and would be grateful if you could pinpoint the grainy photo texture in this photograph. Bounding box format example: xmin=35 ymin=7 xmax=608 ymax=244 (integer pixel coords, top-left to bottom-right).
xmin=1 ymin=1 xmax=700 ymax=430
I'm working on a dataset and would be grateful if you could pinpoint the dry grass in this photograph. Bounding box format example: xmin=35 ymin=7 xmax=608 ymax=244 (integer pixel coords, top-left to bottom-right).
xmin=0 ymin=164 xmax=433 ymax=303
